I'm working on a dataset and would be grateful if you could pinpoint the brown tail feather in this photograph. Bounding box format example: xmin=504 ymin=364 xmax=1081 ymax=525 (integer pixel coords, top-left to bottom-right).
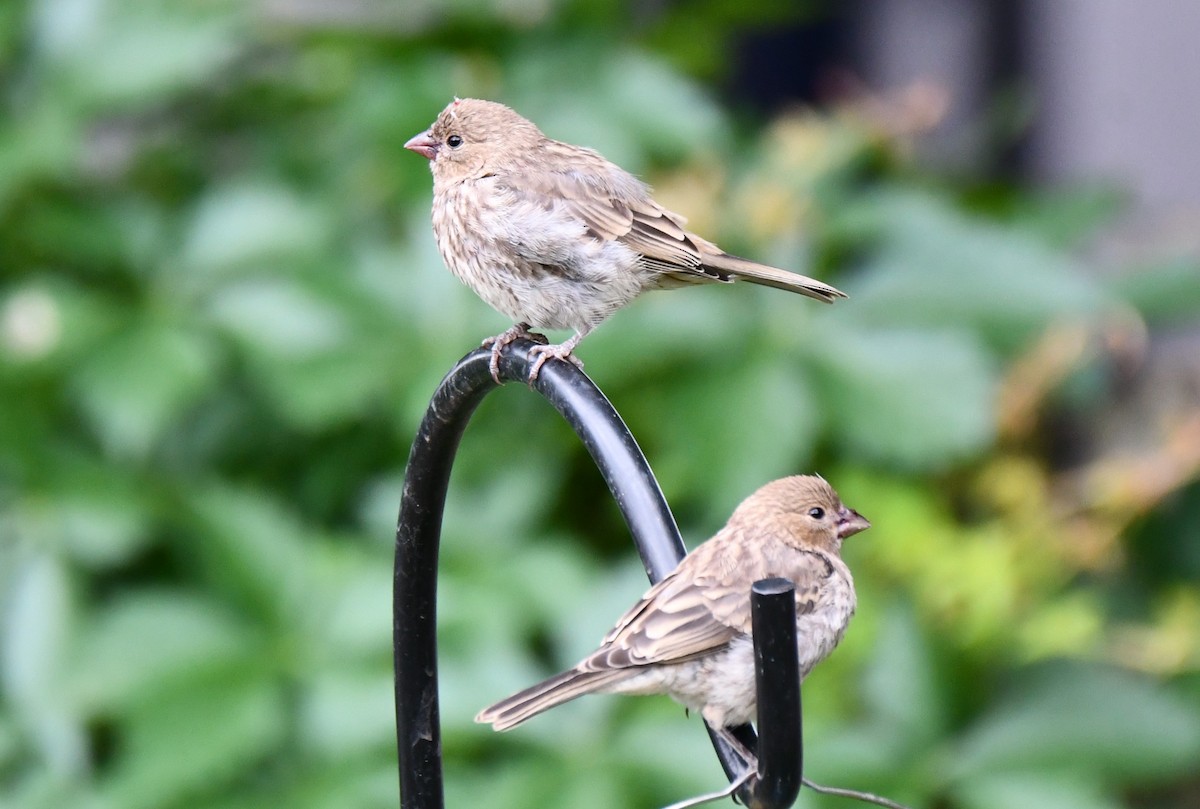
xmin=475 ymin=667 xmax=631 ymax=731
xmin=698 ymin=252 xmax=846 ymax=303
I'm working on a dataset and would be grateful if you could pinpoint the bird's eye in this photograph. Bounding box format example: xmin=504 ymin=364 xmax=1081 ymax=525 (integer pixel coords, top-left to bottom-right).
xmin=446 ymin=134 xmax=464 ymax=148
xmin=808 ymin=507 xmax=825 ymax=519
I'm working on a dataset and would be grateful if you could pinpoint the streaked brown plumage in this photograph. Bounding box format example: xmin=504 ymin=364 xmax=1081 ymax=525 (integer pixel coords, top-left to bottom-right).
xmin=405 ymin=99 xmax=847 ymax=381
xmin=475 ymin=475 xmax=868 ymax=733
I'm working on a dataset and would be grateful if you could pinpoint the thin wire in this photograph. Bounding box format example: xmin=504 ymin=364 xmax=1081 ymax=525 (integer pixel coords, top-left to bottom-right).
xmin=802 ymin=778 xmax=914 ymax=809
xmin=659 ymin=769 xmax=755 ymax=809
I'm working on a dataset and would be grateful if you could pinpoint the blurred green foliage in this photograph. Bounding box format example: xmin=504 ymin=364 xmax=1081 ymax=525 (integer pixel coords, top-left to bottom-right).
xmin=3 ymin=2 xmax=1200 ymax=809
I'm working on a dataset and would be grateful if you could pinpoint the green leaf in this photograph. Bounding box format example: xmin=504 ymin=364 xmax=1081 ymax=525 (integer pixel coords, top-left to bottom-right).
xmin=508 ymin=47 xmax=727 ymax=170
xmin=62 ymin=15 xmax=244 ymax=109
xmin=98 ymin=676 xmax=286 ymax=809
xmin=188 ymin=760 xmax=400 ymax=809
xmin=844 ymin=191 xmax=1111 ymax=353
xmin=244 ymin=345 xmax=391 ymax=428
xmin=4 ymin=458 xmax=151 ymax=569
xmin=954 ymin=772 xmax=1123 ymax=809
xmin=810 ymin=325 xmax=996 ymax=469
xmin=0 ymin=712 xmax=17 ymax=766
xmin=1110 ymin=258 xmax=1200 ymax=326
xmin=0 ymin=553 xmax=86 ymax=774
xmin=953 ymin=661 xmax=1200 ymax=783
xmin=182 ymin=184 xmax=331 ymax=277
xmin=313 ymin=562 xmax=392 ymax=658
xmin=70 ymin=591 xmax=258 ymax=713
xmin=860 ymin=603 xmax=944 ymax=743
xmin=71 ymin=322 xmax=219 ymax=460
xmin=43 ymin=476 xmax=151 ymax=568
xmin=206 ymin=277 xmax=349 ymax=359
xmin=0 ymin=773 xmax=97 ymax=809
xmin=298 ymin=670 xmax=393 ymax=757
xmin=0 ymin=99 xmax=79 ymax=213
xmin=650 ymin=356 xmax=820 ymax=514
xmin=182 ymin=485 xmax=314 ymax=625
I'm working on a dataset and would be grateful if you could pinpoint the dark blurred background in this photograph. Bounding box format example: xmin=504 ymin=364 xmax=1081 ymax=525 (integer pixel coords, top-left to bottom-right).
xmin=2 ymin=1 xmax=1199 ymax=808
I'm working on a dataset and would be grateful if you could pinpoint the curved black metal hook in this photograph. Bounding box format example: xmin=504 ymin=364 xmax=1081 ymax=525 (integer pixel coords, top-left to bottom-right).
xmin=394 ymin=340 xmax=801 ymax=808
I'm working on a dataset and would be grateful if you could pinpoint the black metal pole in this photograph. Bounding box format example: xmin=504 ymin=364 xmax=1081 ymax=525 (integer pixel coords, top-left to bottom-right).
xmin=504 ymin=345 xmax=686 ymax=582
xmin=394 ymin=348 xmax=495 ymax=809
xmin=749 ymin=578 xmax=803 ymax=809
xmin=395 ymin=341 xmax=801 ymax=808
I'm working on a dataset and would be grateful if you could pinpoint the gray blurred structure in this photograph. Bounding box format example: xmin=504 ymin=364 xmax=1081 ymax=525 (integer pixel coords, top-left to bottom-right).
xmin=853 ymin=0 xmax=1200 ymax=224
xmin=1023 ymin=1 xmax=1200 ymax=213
xmin=1024 ymin=1 xmax=1200 ymax=264
xmin=852 ymin=0 xmax=1000 ymax=171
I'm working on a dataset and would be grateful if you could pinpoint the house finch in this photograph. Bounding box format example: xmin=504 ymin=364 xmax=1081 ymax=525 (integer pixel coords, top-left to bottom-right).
xmin=405 ymin=98 xmax=847 ymax=382
xmin=475 ymin=475 xmax=868 ymax=739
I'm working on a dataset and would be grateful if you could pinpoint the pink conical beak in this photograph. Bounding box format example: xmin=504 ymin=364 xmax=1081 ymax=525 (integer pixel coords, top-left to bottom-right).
xmin=405 ymin=130 xmax=438 ymax=160
xmin=836 ymin=506 xmax=870 ymax=539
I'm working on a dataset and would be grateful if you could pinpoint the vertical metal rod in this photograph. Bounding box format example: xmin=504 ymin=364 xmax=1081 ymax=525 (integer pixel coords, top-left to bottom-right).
xmin=749 ymin=578 xmax=803 ymax=809
xmin=394 ymin=348 xmax=496 ymax=809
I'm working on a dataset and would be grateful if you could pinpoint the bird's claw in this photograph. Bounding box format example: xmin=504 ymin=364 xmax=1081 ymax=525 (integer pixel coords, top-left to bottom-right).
xmin=715 ymin=727 xmax=758 ymax=769
xmin=481 ymin=324 xmax=547 ymax=384
xmin=526 ymin=343 xmax=584 ymax=384
xmin=486 ymin=343 xmax=504 ymax=385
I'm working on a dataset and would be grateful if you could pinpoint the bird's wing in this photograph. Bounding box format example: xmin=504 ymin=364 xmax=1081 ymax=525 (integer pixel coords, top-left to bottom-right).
xmin=506 ymin=162 xmax=845 ymax=301
xmin=577 ymin=536 xmax=836 ymax=673
xmin=509 ymin=163 xmax=707 ymax=270
xmin=577 ymin=571 xmax=742 ymax=672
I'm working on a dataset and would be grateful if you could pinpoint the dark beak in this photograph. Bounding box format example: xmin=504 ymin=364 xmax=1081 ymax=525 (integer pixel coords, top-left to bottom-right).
xmin=836 ymin=506 xmax=870 ymax=539
xmin=404 ymin=130 xmax=438 ymax=160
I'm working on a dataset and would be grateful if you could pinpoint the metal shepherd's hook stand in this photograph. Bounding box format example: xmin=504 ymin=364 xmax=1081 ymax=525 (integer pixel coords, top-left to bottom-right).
xmin=394 ymin=340 xmax=804 ymax=809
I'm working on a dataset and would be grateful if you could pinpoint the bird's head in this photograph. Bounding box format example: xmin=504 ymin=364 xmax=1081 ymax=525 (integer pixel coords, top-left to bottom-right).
xmin=738 ymin=474 xmax=870 ymax=554
xmin=405 ymin=98 xmax=543 ymax=183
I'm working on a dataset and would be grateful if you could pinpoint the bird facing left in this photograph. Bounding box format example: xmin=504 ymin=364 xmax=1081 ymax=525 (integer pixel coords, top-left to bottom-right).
xmin=406 ymin=98 xmax=847 ymax=382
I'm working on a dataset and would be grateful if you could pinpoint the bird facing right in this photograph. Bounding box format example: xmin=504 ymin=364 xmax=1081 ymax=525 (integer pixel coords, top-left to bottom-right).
xmin=476 ymin=474 xmax=869 ymax=735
